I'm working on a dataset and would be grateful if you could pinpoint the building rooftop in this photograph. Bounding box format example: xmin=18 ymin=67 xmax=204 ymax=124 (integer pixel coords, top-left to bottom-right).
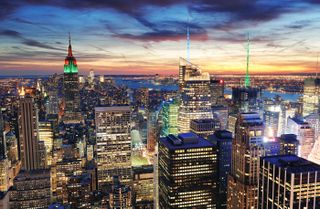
xmin=262 ymin=155 xmax=320 ymax=174
xmin=289 ymin=117 xmax=308 ymax=125
xmin=160 ymin=133 xmax=214 ymax=150
xmin=280 ymin=134 xmax=299 ymax=144
xmin=95 ymin=105 xmax=131 ymax=112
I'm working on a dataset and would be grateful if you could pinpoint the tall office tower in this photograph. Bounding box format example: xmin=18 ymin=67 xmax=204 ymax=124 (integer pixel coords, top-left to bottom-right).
xmin=88 ymin=69 xmax=95 ymax=85
xmin=46 ymin=75 xmax=59 ymax=115
xmin=231 ymin=87 xmax=261 ymax=114
xmin=9 ymin=169 xmax=51 ymax=209
xmin=38 ymin=121 xmax=53 ymax=166
xmin=264 ymin=105 xmax=281 ymax=138
xmin=302 ymin=77 xmax=320 ymax=116
xmin=108 ymin=176 xmax=132 ymax=209
xmin=178 ymin=59 xmax=213 ymax=133
xmin=160 ymin=99 xmax=179 ymax=137
xmin=286 ymin=117 xmax=315 ymax=159
xmin=158 ymin=133 xmax=217 ymax=208
xmin=212 ymin=105 xmax=229 ymax=130
xmin=208 ymin=130 xmax=232 ymax=209
xmin=278 ymin=103 xmax=297 ymax=136
xmin=280 ymin=134 xmax=299 ymax=155
xmin=0 ymin=111 xmax=6 ymax=160
xmin=147 ymin=111 xmax=158 ymax=154
xmin=95 ymin=106 xmax=132 ymax=190
xmin=209 ymin=77 xmax=224 ymax=105
xmin=133 ymin=165 xmax=154 ymax=208
xmin=259 ymin=155 xmax=320 ymax=209
xmin=190 ymin=118 xmax=220 ymax=139
xmin=227 ymin=113 xmax=265 ymax=209
xmin=63 ymin=35 xmax=82 ymax=124
xmin=18 ymin=94 xmax=40 ymax=171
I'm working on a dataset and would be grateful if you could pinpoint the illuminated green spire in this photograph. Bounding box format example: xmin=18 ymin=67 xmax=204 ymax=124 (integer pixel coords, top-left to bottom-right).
xmin=245 ymin=35 xmax=250 ymax=88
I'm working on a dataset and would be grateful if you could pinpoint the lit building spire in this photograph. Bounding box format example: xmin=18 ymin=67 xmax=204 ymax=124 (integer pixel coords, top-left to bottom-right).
xmin=187 ymin=24 xmax=190 ymax=62
xmin=64 ymin=33 xmax=78 ymax=73
xmin=245 ymin=35 xmax=251 ymax=88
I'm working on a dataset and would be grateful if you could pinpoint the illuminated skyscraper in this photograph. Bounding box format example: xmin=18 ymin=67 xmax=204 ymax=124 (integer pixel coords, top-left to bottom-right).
xmin=88 ymin=69 xmax=95 ymax=85
xmin=259 ymin=155 xmax=320 ymax=209
xmin=160 ymin=99 xmax=178 ymax=137
xmin=264 ymin=105 xmax=281 ymax=138
xmin=108 ymin=176 xmax=133 ymax=208
xmin=209 ymin=77 xmax=224 ymax=106
xmin=178 ymin=58 xmax=213 ymax=133
xmin=63 ymin=34 xmax=82 ymax=124
xmin=286 ymin=117 xmax=315 ymax=159
xmin=302 ymin=77 xmax=320 ymax=116
xmin=0 ymin=111 xmax=5 ymax=160
xmin=158 ymin=133 xmax=217 ymax=208
xmin=95 ymin=106 xmax=132 ymax=190
xmin=38 ymin=121 xmax=54 ymax=166
xmin=18 ymin=94 xmax=40 ymax=171
xmin=227 ymin=113 xmax=265 ymax=209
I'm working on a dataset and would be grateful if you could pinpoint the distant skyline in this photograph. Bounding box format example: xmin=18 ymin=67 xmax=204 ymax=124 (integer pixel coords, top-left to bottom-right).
xmin=1 ymin=1 xmax=320 ymax=75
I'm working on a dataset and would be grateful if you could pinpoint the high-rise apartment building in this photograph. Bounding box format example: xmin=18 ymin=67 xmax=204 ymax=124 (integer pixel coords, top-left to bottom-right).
xmin=63 ymin=35 xmax=82 ymax=124
xmin=95 ymin=106 xmax=132 ymax=190
xmin=158 ymin=133 xmax=217 ymax=208
xmin=133 ymin=165 xmax=154 ymax=208
xmin=227 ymin=112 xmax=265 ymax=209
xmin=259 ymin=155 xmax=320 ymax=209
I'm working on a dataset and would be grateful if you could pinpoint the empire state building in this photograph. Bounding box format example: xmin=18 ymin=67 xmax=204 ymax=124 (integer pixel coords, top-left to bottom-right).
xmin=63 ymin=34 xmax=82 ymax=124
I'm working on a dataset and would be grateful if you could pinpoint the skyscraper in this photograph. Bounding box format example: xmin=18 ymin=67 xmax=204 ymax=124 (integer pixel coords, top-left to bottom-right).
xmin=209 ymin=77 xmax=224 ymax=106
xmin=0 ymin=110 xmax=6 ymax=160
xmin=18 ymin=94 xmax=40 ymax=171
xmin=259 ymin=155 xmax=320 ymax=209
xmin=95 ymin=106 xmax=132 ymax=190
xmin=286 ymin=117 xmax=315 ymax=159
xmin=208 ymin=130 xmax=233 ymax=209
xmin=63 ymin=34 xmax=82 ymax=124
xmin=178 ymin=58 xmax=213 ymax=133
xmin=160 ymin=99 xmax=179 ymax=137
xmin=227 ymin=112 xmax=265 ymax=209
xmin=302 ymin=77 xmax=320 ymax=116
xmin=190 ymin=118 xmax=220 ymax=139
xmin=158 ymin=133 xmax=217 ymax=208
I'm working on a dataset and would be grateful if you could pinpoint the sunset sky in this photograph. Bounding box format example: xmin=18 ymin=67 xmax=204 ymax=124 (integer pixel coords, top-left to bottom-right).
xmin=1 ymin=0 xmax=320 ymax=75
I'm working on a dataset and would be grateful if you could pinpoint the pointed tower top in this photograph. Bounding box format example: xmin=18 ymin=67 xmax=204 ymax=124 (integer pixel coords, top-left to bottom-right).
xmin=244 ymin=34 xmax=251 ymax=88
xmin=68 ymin=32 xmax=73 ymax=57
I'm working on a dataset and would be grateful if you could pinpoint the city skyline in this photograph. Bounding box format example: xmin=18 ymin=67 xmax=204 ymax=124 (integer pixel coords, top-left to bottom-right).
xmin=1 ymin=1 xmax=320 ymax=75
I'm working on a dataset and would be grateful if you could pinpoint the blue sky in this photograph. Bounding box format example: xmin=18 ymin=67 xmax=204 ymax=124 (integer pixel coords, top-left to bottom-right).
xmin=1 ymin=0 xmax=320 ymax=75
